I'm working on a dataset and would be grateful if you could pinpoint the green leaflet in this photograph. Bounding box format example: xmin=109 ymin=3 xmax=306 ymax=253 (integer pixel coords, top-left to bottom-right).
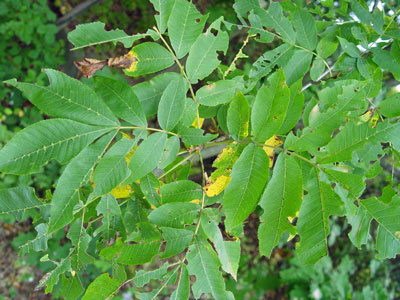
xmin=379 ymin=93 xmax=400 ymax=118
xmin=178 ymin=127 xmax=217 ymax=146
xmin=249 ymin=43 xmax=294 ymax=80
xmin=38 ymin=257 xmax=71 ymax=293
xmin=148 ymin=203 xmax=200 ymax=228
xmin=5 ymin=69 xmax=119 ymax=126
xmin=160 ymin=180 xmax=203 ymax=204
xmin=128 ymin=132 xmax=167 ymax=181
xmin=196 ymin=80 xmax=241 ymax=106
xmin=372 ymin=47 xmax=400 ymax=76
xmin=0 ymin=118 xmax=111 ymax=175
xmin=116 ymin=241 xmax=161 ymax=265
xmin=316 ymin=32 xmax=338 ymax=59
xmin=159 ymin=136 xmax=180 ymax=169
xmin=94 ymin=76 xmax=147 ymax=127
xmin=349 ymin=196 xmax=400 ymax=259
xmin=48 ymin=131 xmax=116 ymax=234
xmin=233 ymin=0 xmax=260 ymax=17
xmin=167 ymin=0 xmax=208 ymax=59
xmin=170 ymin=265 xmax=190 ymax=300
xmin=223 ymin=143 xmax=269 ymax=230
xmin=20 ymin=223 xmax=49 ymax=254
xmin=0 ymin=186 xmax=46 ymax=219
xmin=278 ymin=79 xmax=304 ymax=134
xmin=187 ymin=236 xmax=234 ymax=300
xmin=186 ymin=18 xmax=229 ymax=83
xmin=251 ymin=69 xmax=290 ymax=142
xmin=90 ymin=137 xmax=135 ymax=200
xmin=291 ymin=8 xmax=317 ymax=50
xmin=288 ymin=82 xmax=368 ymax=152
xmin=150 ymin=0 xmax=174 ymax=33
xmin=317 ymin=121 xmax=400 ymax=164
xmin=67 ymin=21 xmax=150 ymax=50
xmin=310 ymin=57 xmax=325 ymax=81
xmin=61 ymin=275 xmax=84 ymax=300
xmin=157 ymin=75 xmax=186 ymax=131
xmin=338 ymin=36 xmax=361 ymax=58
xmin=254 ymin=2 xmax=296 ymax=44
xmin=140 ymin=173 xmax=161 ymax=207
xmin=133 ymin=72 xmax=180 ymax=117
xmin=94 ymin=194 xmax=122 ymax=241
xmin=258 ymin=153 xmax=302 ymax=258
xmin=124 ymin=42 xmax=175 ymax=77
xmin=133 ymin=262 xmax=170 ymax=287
xmin=67 ymin=218 xmax=95 ymax=270
xmin=201 ymin=209 xmax=240 ymax=280
xmin=136 ymin=267 xmax=180 ymax=300
xmin=297 ymin=168 xmax=344 ymax=264
xmin=227 ymin=91 xmax=249 ymax=141
xmin=160 ymin=227 xmax=194 ymax=259
xmin=281 ymin=49 xmax=313 ymax=85
xmin=81 ymin=273 xmax=122 ymax=300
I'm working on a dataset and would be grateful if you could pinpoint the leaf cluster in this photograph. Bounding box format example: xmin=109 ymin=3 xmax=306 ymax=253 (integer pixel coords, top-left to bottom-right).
xmin=2 ymin=0 xmax=400 ymax=299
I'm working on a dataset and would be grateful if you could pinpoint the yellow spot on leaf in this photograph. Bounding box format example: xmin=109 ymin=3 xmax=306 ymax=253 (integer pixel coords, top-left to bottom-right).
xmin=395 ymin=231 xmax=400 ymax=239
xmin=121 ymin=132 xmax=132 ymax=139
xmin=125 ymin=146 xmax=137 ymax=164
xmin=111 ymin=184 xmax=132 ymax=199
xmin=263 ymin=135 xmax=283 ymax=168
xmin=360 ymin=108 xmax=373 ymax=122
xmin=150 ymin=204 xmax=156 ymax=209
xmin=288 ymin=211 xmax=299 ymax=223
xmin=190 ymin=199 xmax=201 ymax=204
xmin=204 ymin=175 xmax=231 ymax=197
xmin=192 ymin=117 xmax=204 ymax=129
xmin=126 ymin=51 xmax=138 ymax=72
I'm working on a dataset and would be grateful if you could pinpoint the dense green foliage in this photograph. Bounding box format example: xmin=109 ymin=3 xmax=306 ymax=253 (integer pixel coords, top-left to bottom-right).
xmin=2 ymin=0 xmax=400 ymax=299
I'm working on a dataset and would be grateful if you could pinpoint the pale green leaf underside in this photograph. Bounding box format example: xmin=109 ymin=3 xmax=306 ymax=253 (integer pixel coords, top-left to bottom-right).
xmin=0 ymin=119 xmax=111 ymax=175
xmin=6 ymin=69 xmax=119 ymax=126
xmin=68 ymin=21 xmax=149 ymax=50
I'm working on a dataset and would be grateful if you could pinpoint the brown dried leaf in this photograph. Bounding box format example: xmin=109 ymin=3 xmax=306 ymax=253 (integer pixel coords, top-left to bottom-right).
xmin=108 ymin=52 xmax=138 ymax=69
xmin=73 ymin=58 xmax=107 ymax=78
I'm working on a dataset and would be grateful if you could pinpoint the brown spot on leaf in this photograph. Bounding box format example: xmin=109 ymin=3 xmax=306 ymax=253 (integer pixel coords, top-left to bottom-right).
xmin=74 ymin=52 xmax=138 ymax=78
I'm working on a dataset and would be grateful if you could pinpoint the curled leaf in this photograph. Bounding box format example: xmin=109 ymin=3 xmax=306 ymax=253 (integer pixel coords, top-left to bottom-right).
xmin=74 ymin=52 xmax=138 ymax=78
